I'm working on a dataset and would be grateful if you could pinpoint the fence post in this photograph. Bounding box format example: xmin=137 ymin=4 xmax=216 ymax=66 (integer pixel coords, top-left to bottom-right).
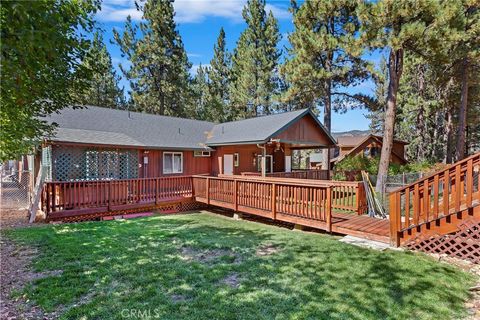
xmin=271 ymin=183 xmax=276 ymax=220
xmin=326 ymin=187 xmax=332 ymax=233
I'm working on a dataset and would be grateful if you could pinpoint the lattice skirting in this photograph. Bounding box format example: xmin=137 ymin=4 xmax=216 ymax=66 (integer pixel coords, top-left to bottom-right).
xmin=404 ymin=220 xmax=480 ymax=264
xmin=50 ymin=201 xmax=207 ymax=223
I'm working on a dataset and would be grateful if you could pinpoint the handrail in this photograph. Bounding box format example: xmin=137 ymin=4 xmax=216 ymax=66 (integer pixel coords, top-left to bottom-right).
xmin=389 ymin=152 xmax=480 ymax=246
xmin=42 ymin=176 xmax=193 ymax=216
xmin=192 ymin=175 xmax=334 ymax=231
xmin=195 ymin=175 xmax=366 ymax=215
xmin=394 ymin=152 xmax=480 ymax=194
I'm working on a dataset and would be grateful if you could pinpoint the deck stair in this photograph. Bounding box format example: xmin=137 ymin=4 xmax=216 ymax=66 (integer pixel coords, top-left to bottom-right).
xmin=389 ymin=152 xmax=480 ymax=250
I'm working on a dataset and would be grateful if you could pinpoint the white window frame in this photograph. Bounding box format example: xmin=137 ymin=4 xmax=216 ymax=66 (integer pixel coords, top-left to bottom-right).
xmin=163 ymin=152 xmax=183 ymax=174
xmin=194 ymin=150 xmax=211 ymax=157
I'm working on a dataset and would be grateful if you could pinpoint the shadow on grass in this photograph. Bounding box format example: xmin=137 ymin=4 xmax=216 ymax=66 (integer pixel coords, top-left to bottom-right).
xmin=5 ymin=213 xmax=473 ymax=320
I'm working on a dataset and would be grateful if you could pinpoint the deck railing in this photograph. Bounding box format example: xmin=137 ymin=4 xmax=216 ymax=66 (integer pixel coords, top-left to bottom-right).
xmin=389 ymin=152 xmax=480 ymax=246
xmin=267 ymin=170 xmax=330 ymax=180
xmin=218 ymin=174 xmax=366 ymax=215
xmin=192 ymin=175 xmax=334 ymax=231
xmin=42 ymin=176 xmax=193 ymax=216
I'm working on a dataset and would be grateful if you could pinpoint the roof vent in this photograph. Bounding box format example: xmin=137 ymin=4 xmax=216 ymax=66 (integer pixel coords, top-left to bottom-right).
xmin=222 ymin=126 xmax=224 ymax=134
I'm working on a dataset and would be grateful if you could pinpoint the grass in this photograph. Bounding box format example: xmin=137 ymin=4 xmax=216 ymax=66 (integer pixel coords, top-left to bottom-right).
xmin=4 ymin=211 xmax=474 ymax=320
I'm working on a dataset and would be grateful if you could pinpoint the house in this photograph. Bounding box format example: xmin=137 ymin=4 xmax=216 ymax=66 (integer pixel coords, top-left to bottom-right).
xmin=41 ymin=106 xmax=336 ymax=182
xmin=330 ymin=133 xmax=408 ymax=168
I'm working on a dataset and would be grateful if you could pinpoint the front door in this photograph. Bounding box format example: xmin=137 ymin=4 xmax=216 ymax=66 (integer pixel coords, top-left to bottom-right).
xmin=223 ymin=154 xmax=234 ymax=175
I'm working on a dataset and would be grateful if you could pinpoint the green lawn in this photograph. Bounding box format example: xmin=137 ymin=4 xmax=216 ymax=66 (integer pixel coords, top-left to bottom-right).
xmin=4 ymin=211 xmax=474 ymax=320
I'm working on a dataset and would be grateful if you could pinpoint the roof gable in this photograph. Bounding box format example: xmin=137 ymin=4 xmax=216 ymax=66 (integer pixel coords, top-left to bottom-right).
xmin=206 ymin=109 xmax=336 ymax=146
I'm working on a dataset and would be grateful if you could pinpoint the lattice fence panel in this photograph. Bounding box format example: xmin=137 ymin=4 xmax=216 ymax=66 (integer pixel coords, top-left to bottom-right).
xmin=405 ymin=221 xmax=480 ymax=264
xmin=52 ymin=145 xmax=138 ymax=181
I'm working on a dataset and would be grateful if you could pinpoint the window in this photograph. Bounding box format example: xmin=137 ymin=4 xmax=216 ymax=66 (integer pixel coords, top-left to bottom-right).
xmin=234 ymin=153 xmax=239 ymax=167
xmin=194 ymin=150 xmax=211 ymax=157
xmin=163 ymin=152 xmax=183 ymax=174
xmin=370 ymin=147 xmax=381 ymax=157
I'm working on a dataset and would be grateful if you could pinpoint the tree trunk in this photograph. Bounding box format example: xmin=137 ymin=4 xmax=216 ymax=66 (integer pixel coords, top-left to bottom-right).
xmin=445 ymin=106 xmax=454 ymax=164
xmin=322 ymin=79 xmax=332 ymax=170
xmin=455 ymin=57 xmax=469 ymax=160
xmin=376 ymin=49 xmax=403 ymax=192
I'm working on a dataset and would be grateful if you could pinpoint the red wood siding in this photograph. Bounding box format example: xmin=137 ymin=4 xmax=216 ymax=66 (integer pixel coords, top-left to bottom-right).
xmin=138 ymin=150 xmax=211 ymax=178
xmin=212 ymin=144 xmax=286 ymax=175
xmin=273 ymin=115 xmax=331 ymax=146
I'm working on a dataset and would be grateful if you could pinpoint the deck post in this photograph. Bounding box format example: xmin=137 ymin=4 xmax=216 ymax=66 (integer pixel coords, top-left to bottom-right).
xmin=108 ymin=180 xmax=112 ymax=212
xmin=389 ymin=192 xmax=400 ymax=247
xmin=234 ymin=179 xmax=238 ymax=211
xmin=271 ymin=183 xmax=276 ymax=220
xmin=206 ymin=177 xmax=210 ymax=205
xmin=155 ymin=178 xmax=159 ymax=205
xmin=326 ymin=186 xmax=332 ymax=233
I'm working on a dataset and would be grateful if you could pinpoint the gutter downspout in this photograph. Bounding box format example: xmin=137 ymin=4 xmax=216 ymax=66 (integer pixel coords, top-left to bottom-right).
xmin=257 ymin=143 xmax=267 ymax=177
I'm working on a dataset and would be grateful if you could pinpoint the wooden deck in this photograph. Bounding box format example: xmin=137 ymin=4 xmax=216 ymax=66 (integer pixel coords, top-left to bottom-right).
xmin=332 ymin=213 xmax=390 ymax=243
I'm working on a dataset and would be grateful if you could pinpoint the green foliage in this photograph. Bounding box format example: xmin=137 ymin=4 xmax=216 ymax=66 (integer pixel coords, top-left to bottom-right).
xmin=5 ymin=213 xmax=473 ymax=319
xmin=281 ymin=0 xmax=371 ymax=129
xmin=71 ymin=32 xmax=125 ymax=109
xmin=113 ymin=0 xmax=192 ymax=117
xmin=229 ymin=0 xmax=281 ymax=119
xmin=0 ymin=0 xmax=100 ymax=161
xmin=206 ymin=28 xmax=231 ymax=122
xmin=335 ymin=155 xmax=435 ymax=178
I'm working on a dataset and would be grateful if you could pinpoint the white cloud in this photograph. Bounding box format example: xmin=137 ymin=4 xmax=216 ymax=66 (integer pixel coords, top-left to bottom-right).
xmin=190 ymin=63 xmax=211 ymax=76
xmin=97 ymin=1 xmax=142 ymax=22
xmin=187 ymin=53 xmax=202 ymax=58
xmin=97 ymin=0 xmax=291 ymax=24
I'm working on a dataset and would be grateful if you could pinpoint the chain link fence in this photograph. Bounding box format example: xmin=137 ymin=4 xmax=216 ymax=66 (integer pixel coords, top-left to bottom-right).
xmin=368 ymin=172 xmax=425 ymax=211
xmin=1 ymin=168 xmax=33 ymax=210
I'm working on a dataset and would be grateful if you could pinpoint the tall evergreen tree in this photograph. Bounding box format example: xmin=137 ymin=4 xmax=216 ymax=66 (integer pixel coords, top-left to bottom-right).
xmin=113 ymin=0 xmax=191 ymax=116
xmin=358 ymin=0 xmax=457 ymax=191
xmin=452 ymin=3 xmax=479 ymax=160
xmin=191 ymin=64 xmax=210 ymax=120
xmin=281 ymin=0 xmax=369 ymax=168
xmin=72 ymin=32 xmax=124 ymax=108
xmin=229 ymin=0 xmax=281 ymax=119
xmin=207 ymin=28 xmax=231 ymax=122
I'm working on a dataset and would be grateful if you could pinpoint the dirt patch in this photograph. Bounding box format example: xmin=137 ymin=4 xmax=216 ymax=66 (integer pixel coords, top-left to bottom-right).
xmin=0 ymin=237 xmax=60 ymax=319
xmin=0 ymin=209 xmax=30 ymax=229
xmin=171 ymin=294 xmax=189 ymax=303
xmin=256 ymin=243 xmax=281 ymax=257
xmin=180 ymin=246 xmax=238 ymax=264
xmin=220 ymin=273 xmax=241 ymax=288
xmin=429 ymin=253 xmax=479 ymax=319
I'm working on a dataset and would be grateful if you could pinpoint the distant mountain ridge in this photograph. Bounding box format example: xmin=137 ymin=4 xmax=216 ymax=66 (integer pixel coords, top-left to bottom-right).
xmin=332 ymin=130 xmax=370 ymax=138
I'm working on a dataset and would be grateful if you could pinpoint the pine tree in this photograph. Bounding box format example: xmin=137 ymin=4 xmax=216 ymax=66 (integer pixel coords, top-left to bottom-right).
xmin=113 ymin=0 xmax=192 ymax=117
xmin=207 ymin=28 xmax=231 ymax=122
xmin=191 ymin=64 xmax=210 ymax=120
xmin=229 ymin=0 xmax=281 ymax=119
xmin=367 ymin=56 xmax=388 ymax=134
xmin=281 ymin=0 xmax=369 ymax=168
xmin=358 ymin=0 xmax=457 ymax=191
xmin=72 ymin=32 xmax=124 ymax=108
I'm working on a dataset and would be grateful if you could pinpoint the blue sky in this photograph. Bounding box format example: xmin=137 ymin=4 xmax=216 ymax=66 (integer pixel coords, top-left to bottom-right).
xmin=96 ymin=0 xmax=378 ymax=132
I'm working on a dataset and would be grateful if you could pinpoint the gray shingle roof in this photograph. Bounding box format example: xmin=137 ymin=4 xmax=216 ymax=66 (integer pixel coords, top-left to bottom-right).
xmin=207 ymin=108 xmax=336 ymax=146
xmin=46 ymin=106 xmax=215 ymax=150
xmin=46 ymin=106 xmax=335 ymax=149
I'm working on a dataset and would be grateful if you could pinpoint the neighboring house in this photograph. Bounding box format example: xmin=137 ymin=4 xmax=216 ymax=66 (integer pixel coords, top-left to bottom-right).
xmin=330 ymin=134 xmax=408 ymax=168
xmin=40 ymin=106 xmax=336 ymax=181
